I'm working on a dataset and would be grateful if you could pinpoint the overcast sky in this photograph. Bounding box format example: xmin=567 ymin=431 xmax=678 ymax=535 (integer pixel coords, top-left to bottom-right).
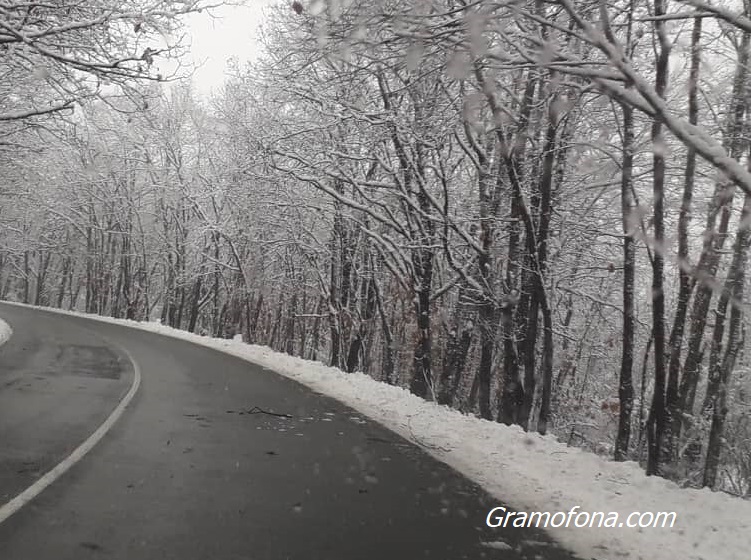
xmin=181 ymin=1 xmax=276 ymax=96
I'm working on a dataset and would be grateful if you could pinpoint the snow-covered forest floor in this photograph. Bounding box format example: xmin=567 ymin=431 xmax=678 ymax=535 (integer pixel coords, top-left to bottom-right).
xmin=5 ymin=302 xmax=748 ymax=560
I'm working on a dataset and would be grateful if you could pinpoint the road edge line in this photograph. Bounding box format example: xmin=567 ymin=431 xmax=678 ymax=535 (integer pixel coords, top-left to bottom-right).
xmin=0 ymin=342 xmax=141 ymax=525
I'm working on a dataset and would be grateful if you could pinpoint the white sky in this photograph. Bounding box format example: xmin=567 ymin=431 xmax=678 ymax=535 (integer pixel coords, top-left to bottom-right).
xmin=180 ymin=0 xmax=276 ymax=96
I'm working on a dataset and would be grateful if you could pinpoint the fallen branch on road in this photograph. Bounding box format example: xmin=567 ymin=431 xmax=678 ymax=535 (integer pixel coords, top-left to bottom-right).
xmin=227 ymin=406 xmax=294 ymax=419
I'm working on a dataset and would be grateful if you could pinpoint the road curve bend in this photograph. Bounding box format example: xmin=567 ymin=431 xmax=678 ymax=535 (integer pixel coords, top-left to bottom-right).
xmin=0 ymin=303 xmax=577 ymax=560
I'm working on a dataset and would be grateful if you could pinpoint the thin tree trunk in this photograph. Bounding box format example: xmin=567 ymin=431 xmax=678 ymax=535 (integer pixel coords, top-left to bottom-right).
xmin=535 ymin=102 xmax=557 ymax=436
xmin=499 ymin=191 xmax=524 ymax=425
xmin=439 ymin=283 xmax=475 ymax=406
xmin=667 ymin=15 xmax=702 ymax=452
xmin=616 ymin=102 xmax=636 ymax=461
xmin=647 ymin=0 xmax=670 ymax=476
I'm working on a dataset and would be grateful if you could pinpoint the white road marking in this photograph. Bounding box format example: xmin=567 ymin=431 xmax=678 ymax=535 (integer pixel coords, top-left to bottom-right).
xmin=0 ymin=340 xmax=141 ymax=525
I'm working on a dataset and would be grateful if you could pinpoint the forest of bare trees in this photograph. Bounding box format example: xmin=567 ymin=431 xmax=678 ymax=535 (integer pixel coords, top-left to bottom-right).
xmin=1 ymin=0 xmax=751 ymax=498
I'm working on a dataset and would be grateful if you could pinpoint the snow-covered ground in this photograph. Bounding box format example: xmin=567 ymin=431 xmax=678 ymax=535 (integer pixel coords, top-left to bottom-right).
xmin=2 ymin=302 xmax=748 ymax=560
xmin=0 ymin=318 xmax=12 ymax=347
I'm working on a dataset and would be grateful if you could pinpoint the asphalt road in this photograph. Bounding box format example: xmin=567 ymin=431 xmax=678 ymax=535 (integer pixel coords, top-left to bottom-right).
xmin=0 ymin=303 xmax=579 ymax=560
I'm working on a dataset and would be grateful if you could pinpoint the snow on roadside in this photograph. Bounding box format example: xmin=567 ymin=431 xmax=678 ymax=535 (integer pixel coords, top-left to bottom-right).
xmin=1 ymin=302 xmax=748 ymax=560
xmin=0 ymin=317 xmax=12 ymax=347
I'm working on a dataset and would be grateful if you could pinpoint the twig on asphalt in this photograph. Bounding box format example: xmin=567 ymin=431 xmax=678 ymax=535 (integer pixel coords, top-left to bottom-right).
xmin=242 ymin=406 xmax=294 ymax=419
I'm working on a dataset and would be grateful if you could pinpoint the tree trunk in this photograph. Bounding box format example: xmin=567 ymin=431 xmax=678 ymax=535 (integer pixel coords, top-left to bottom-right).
xmin=439 ymin=283 xmax=475 ymax=406
xmin=616 ymin=102 xmax=636 ymax=461
xmin=409 ymin=250 xmax=434 ymax=399
xmin=499 ymin=191 xmax=524 ymax=425
xmin=666 ymin=15 xmax=702 ymax=453
xmin=535 ymin=102 xmax=557 ymax=436
xmin=647 ymin=0 xmax=670 ymax=476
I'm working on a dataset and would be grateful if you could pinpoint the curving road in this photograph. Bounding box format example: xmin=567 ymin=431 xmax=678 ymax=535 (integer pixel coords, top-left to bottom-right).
xmin=0 ymin=302 xmax=577 ymax=560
